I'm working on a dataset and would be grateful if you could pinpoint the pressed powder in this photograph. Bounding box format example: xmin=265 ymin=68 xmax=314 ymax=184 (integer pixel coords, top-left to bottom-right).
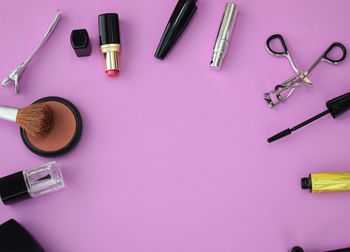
xmin=20 ymin=97 xmax=83 ymax=157
xmin=27 ymin=101 xmax=76 ymax=152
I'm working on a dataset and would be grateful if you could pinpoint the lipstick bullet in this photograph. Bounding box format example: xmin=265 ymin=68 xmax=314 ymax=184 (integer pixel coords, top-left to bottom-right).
xmin=98 ymin=13 xmax=121 ymax=77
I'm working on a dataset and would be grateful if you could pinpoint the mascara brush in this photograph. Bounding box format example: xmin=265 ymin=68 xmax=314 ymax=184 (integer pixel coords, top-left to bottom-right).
xmin=268 ymin=92 xmax=350 ymax=143
xmin=291 ymin=245 xmax=350 ymax=252
xmin=0 ymin=103 xmax=53 ymax=138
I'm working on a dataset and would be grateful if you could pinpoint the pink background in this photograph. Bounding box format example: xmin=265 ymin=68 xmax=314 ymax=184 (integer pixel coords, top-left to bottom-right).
xmin=1 ymin=0 xmax=350 ymax=251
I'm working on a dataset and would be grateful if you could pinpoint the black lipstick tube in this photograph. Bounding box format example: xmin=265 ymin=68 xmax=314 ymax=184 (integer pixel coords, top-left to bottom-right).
xmin=98 ymin=13 xmax=121 ymax=77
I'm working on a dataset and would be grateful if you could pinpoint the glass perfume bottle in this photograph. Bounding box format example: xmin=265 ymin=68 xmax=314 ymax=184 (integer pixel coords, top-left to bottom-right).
xmin=0 ymin=161 xmax=64 ymax=205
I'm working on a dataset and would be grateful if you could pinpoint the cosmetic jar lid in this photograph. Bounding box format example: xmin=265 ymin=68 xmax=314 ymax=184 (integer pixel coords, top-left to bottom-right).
xmin=0 ymin=171 xmax=30 ymax=204
xmin=20 ymin=96 xmax=83 ymax=158
xmin=291 ymin=246 xmax=304 ymax=252
xmin=70 ymin=29 xmax=92 ymax=57
xmin=0 ymin=219 xmax=45 ymax=252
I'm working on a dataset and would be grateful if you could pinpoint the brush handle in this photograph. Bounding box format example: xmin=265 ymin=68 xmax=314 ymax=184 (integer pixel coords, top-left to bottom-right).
xmin=0 ymin=105 xmax=19 ymax=122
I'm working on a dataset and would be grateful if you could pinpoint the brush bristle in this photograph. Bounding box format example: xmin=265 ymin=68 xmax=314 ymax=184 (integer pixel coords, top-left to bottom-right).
xmin=267 ymin=128 xmax=292 ymax=143
xmin=16 ymin=103 xmax=53 ymax=138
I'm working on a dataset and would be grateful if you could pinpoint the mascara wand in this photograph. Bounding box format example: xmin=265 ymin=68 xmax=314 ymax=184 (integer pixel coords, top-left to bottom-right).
xmin=268 ymin=92 xmax=350 ymax=143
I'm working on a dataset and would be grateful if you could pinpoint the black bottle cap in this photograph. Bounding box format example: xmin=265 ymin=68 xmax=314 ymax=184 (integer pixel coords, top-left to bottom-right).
xmin=291 ymin=246 xmax=304 ymax=252
xmin=70 ymin=29 xmax=92 ymax=57
xmin=326 ymin=92 xmax=350 ymax=118
xmin=154 ymin=0 xmax=197 ymax=59
xmin=0 ymin=171 xmax=30 ymax=205
xmin=0 ymin=219 xmax=45 ymax=252
xmin=301 ymin=177 xmax=312 ymax=190
xmin=98 ymin=13 xmax=120 ymax=45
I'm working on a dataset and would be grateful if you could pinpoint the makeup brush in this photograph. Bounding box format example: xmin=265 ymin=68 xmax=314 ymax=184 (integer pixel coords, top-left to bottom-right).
xmin=268 ymin=92 xmax=350 ymax=143
xmin=0 ymin=103 xmax=53 ymax=137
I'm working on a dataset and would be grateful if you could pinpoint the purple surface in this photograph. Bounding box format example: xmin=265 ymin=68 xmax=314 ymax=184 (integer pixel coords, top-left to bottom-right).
xmin=1 ymin=0 xmax=350 ymax=251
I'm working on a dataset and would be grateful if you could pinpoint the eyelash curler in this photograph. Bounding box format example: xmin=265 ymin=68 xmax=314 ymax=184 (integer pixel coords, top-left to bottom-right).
xmin=264 ymin=34 xmax=347 ymax=108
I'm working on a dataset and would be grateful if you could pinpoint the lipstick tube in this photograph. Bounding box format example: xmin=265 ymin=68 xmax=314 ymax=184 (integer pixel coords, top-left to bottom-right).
xmin=210 ymin=3 xmax=239 ymax=69
xmin=301 ymin=172 xmax=350 ymax=193
xmin=98 ymin=13 xmax=121 ymax=77
xmin=0 ymin=161 xmax=64 ymax=205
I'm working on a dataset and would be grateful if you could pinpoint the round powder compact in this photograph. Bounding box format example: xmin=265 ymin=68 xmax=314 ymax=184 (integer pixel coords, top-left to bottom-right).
xmin=20 ymin=97 xmax=83 ymax=157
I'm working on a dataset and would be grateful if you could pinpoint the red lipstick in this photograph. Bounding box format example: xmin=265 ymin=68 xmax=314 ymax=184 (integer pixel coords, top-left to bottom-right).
xmin=98 ymin=13 xmax=121 ymax=77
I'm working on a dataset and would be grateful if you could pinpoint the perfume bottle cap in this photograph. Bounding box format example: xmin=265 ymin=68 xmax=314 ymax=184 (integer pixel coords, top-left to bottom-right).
xmin=0 ymin=219 xmax=45 ymax=252
xmin=70 ymin=29 xmax=92 ymax=57
xmin=0 ymin=171 xmax=30 ymax=205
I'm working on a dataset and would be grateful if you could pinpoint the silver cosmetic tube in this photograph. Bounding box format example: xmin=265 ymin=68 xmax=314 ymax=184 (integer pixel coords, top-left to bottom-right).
xmin=0 ymin=105 xmax=18 ymax=122
xmin=210 ymin=3 xmax=238 ymax=69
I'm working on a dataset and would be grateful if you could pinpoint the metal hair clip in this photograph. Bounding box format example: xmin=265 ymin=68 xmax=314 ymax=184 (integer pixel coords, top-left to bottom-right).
xmin=2 ymin=9 xmax=62 ymax=94
xmin=264 ymin=34 xmax=347 ymax=108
